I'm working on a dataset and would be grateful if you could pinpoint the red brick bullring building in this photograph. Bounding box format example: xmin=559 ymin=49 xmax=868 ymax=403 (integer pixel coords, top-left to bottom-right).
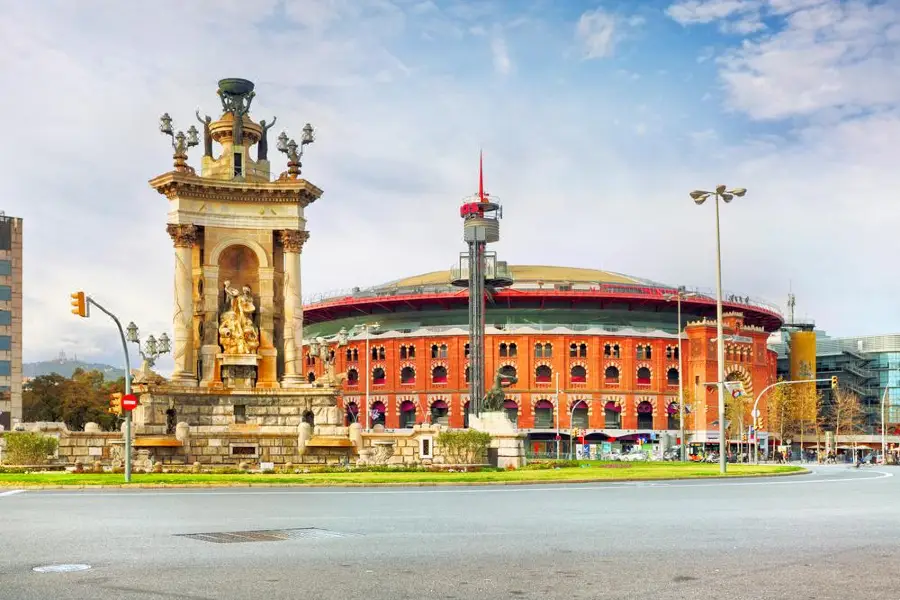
xmin=301 ymin=266 xmax=783 ymax=448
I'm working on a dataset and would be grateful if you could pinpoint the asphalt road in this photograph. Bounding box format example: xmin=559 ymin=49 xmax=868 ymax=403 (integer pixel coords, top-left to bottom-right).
xmin=0 ymin=466 xmax=897 ymax=600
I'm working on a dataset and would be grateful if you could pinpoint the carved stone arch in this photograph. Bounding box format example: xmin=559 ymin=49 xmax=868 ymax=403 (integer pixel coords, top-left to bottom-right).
xmin=207 ymin=238 xmax=270 ymax=268
xmin=534 ymin=359 xmax=553 ymax=368
xmin=498 ymin=359 xmax=517 ymax=368
xmin=569 ymin=359 xmax=589 ymax=374
xmin=531 ymin=395 xmax=557 ymax=408
xmin=370 ymin=362 xmax=385 ymax=375
xmin=725 ymin=365 xmax=754 ymax=397
xmin=569 ymin=396 xmax=593 ymax=415
xmin=634 ymin=396 xmax=658 ymax=411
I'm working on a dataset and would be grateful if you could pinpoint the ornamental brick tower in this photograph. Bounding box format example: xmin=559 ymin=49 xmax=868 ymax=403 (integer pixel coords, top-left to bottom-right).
xmin=134 ymin=78 xmax=356 ymax=465
xmin=149 ymin=78 xmax=320 ymax=390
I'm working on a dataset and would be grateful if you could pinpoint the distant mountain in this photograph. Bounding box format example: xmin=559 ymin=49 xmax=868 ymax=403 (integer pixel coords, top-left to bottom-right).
xmin=24 ymin=359 xmax=126 ymax=380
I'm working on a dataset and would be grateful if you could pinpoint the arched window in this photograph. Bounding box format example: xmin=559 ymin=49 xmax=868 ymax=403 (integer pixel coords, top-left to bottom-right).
xmin=645 ymin=345 xmax=652 ymax=359
xmin=604 ymin=365 xmax=620 ymax=383
xmin=666 ymin=346 xmax=673 ymax=360
xmin=400 ymin=346 xmax=408 ymax=359
xmin=370 ymin=401 xmax=386 ymax=427
xmin=666 ymin=368 xmax=679 ymax=385
xmin=637 ymin=401 xmax=654 ymax=429
xmin=534 ymin=400 xmax=554 ymax=428
xmin=604 ymin=343 xmax=611 ymax=357
xmin=673 ymin=345 xmax=679 ymax=360
xmin=499 ymin=364 xmax=517 ymax=381
xmin=569 ymin=343 xmax=578 ymax=357
xmin=372 ymin=367 xmax=386 ymax=385
xmin=570 ymin=365 xmax=587 ymax=383
xmin=543 ymin=343 xmax=553 ymax=357
xmin=464 ymin=343 xmax=470 ymax=357
xmin=347 ymin=368 xmax=359 ymax=386
xmin=378 ymin=347 xmax=385 ymax=360
xmin=306 ymin=354 xmax=315 ymax=366
xmin=431 ymin=344 xmax=439 ymax=359
xmin=430 ymin=400 xmax=449 ymax=425
xmin=499 ymin=343 xmax=508 ymax=357
xmin=535 ymin=365 xmax=552 ymax=383
xmin=465 ymin=366 xmax=470 ymax=383
xmin=637 ymin=367 xmax=652 ymax=385
xmin=579 ymin=343 xmax=587 ymax=358
xmin=571 ymin=400 xmax=589 ymax=428
xmin=345 ymin=402 xmax=359 ymax=426
xmin=612 ymin=344 xmax=621 ymax=358
xmin=345 ymin=348 xmax=353 ymax=361
xmin=534 ymin=343 xmax=543 ymax=358
xmin=509 ymin=343 xmax=518 ymax=357
xmin=408 ymin=345 xmax=416 ymax=358
xmin=371 ymin=346 xmax=378 ymax=360
xmin=432 ymin=365 xmax=448 ymax=383
xmin=667 ymin=402 xmax=679 ymax=430
xmin=400 ymin=400 xmax=416 ymax=428
xmin=504 ymin=400 xmax=518 ymax=426
xmin=352 ymin=348 xmax=359 ymax=361
xmin=400 ymin=366 xmax=416 ymax=384
xmin=439 ymin=344 xmax=448 ymax=359
xmin=307 ymin=372 xmax=316 ymax=383
xmin=604 ymin=401 xmax=621 ymax=428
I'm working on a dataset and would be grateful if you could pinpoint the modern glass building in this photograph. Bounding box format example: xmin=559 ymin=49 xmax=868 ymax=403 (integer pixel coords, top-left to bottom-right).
xmin=0 ymin=214 xmax=22 ymax=430
xmin=769 ymin=331 xmax=900 ymax=431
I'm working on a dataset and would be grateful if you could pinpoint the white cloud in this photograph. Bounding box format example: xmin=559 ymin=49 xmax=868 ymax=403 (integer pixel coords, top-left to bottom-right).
xmin=716 ymin=1 xmax=900 ymax=120
xmin=491 ymin=36 xmax=512 ymax=75
xmin=2 ymin=0 xmax=899 ymax=373
xmin=575 ymin=7 xmax=642 ymax=59
xmin=667 ymin=0 xmax=761 ymax=24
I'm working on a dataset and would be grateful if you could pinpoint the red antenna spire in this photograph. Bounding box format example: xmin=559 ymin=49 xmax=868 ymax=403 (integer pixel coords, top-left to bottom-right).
xmin=478 ymin=149 xmax=488 ymax=202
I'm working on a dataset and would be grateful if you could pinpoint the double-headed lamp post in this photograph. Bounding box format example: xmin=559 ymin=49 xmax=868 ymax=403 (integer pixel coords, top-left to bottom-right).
xmin=338 ymin=323 xmax=381 ymax=430
xmin=277 ymin=123 xmax=315 ymax=178
xmin=125 ymin=322 xmax=172 ymax=377
xmin=689 ymin=184 xmax=747 ymax=474
xmin=663 ymin=287 xmax=697 ymax=461
xmin=159 ymin=113 xmax=199 ymax=172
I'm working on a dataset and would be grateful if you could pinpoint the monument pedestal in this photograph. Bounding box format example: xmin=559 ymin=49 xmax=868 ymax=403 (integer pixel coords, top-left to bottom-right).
xmin=469 ymin=411 xmax=527 ymax=469
xmin=218 ymin=354 xmax=258 ymax=389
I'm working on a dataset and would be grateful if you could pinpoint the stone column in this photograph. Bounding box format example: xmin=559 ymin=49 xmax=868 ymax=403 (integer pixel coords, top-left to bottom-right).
xmin=199 ymin=265 xmax=220 ymax=387
xmin=279 ymin=229 xmax=309 ymax=388
xmin=167 ymin=224 xmax=199 ymax=386
xmin=256 ymin=265 xmax=278 ymax=388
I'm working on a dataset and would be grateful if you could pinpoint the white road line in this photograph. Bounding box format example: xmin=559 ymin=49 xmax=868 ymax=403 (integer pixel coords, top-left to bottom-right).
xmin=22 ymin=471 xmax=894 ymax=498
xmin=0 ymin=489 xmax=25 ymax=497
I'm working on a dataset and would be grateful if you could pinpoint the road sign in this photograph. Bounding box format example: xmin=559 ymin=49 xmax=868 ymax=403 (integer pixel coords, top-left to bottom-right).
xmin=121 ymin=394 xmax=139 ymax=411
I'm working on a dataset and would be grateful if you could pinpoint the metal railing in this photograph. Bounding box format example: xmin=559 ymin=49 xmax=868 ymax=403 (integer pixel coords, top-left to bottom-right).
xmin=302 ymin=281 xmax=784 ymax=317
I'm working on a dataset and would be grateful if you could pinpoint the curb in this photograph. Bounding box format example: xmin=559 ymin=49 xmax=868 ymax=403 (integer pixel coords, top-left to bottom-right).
xmin=0 ymin=468 xmax=809 ymax=490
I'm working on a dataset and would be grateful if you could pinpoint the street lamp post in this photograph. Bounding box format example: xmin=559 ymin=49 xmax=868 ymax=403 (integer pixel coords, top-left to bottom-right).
xmin=690 ymin=184 xmax=747 ymax=474
xmin=663 ymin=287 xmax=696 ymax=461
xmin=335 ymin=323 xmax=380 ymax=430
xmin=125 ymin=322 xmax=172 ymax=377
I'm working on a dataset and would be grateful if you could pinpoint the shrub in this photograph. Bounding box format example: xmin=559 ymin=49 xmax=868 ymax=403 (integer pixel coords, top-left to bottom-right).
xmin=4 ymin=432 xmax=58 ymax=466
xmin=436 ymin=430 xmax=491 ymax=465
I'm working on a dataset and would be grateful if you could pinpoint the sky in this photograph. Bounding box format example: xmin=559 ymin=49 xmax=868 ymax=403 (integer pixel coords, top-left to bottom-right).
xmin=2 ymin=0 xmax=899 ymax=373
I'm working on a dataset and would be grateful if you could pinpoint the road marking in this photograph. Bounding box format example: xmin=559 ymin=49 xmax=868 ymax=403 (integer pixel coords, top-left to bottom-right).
xmin=0 ymin=489 xmax=25 ymax=497
xmin=21 ymin=470 xmax=894 ymax=498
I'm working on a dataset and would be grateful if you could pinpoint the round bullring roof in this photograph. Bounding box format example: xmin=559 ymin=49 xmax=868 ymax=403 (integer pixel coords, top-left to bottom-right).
xmin=378 ymin=265 xmax=667 ymax=290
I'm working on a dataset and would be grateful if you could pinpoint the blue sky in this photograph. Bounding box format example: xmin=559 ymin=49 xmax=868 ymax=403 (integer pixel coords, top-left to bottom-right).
xmin=2 ymin=0 xmax=899 ymax=371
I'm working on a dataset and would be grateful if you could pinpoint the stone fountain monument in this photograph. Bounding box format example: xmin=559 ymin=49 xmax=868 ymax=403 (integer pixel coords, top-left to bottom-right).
xmin=131 ymin=78 xmax=358 ymax=466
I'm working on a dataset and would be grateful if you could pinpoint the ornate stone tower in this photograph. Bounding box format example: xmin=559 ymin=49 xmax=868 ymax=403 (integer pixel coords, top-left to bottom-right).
xmin=149 ymin=78 xmax=321 ymax=391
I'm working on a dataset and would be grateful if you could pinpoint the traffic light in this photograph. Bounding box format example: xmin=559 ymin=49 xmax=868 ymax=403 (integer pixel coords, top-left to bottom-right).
xmin=70 ymin=291 xmax=88 ymax=318
xmin=108 ymin=392 xmax=122 ymax=416
xmin=831 ymin=376 xmax=838 ymax=390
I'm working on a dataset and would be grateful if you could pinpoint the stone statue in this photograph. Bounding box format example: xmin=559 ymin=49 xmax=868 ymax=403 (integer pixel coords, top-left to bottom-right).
xmin=483 ymin=367 xmax=518 ymax=412
xmin=257 ymin=117 xmax=277 ymax=161
xmin=195 ymin=110 xmax=213 ymax=157
xmin=310 ymin=336 xmax=338 ymax=384
xmin=218 ymin=281 xmax=260 ymax=355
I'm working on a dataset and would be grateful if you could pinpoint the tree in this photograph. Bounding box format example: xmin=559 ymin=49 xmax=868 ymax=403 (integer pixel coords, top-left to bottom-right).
xmin=792 ymin=385 xmax=823 ymax=459
xmin=832 ymin=388 xmax=865 ymax=444
xmin=22 ymin=369 xmax=123 ymax=431
xmin=767 ymin=378 xmax=795 ymax=447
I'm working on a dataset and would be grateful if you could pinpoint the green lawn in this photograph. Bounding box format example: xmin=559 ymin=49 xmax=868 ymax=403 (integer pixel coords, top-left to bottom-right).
xmin=0 ymin=463 xmax=804 ymax=487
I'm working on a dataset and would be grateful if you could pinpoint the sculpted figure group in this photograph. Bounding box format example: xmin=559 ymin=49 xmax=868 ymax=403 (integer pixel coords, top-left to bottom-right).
xmin=218 ymin=281 xmax=260 ymax=355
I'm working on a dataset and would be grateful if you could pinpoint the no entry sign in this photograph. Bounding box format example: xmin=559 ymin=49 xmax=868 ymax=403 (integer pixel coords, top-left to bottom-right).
xmin=121 ymin=394 xmax=139 ymax=411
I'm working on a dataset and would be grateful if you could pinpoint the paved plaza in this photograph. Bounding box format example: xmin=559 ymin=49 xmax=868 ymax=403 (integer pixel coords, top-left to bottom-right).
xmin=1 ymin=466 xmax=897 ymax=599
